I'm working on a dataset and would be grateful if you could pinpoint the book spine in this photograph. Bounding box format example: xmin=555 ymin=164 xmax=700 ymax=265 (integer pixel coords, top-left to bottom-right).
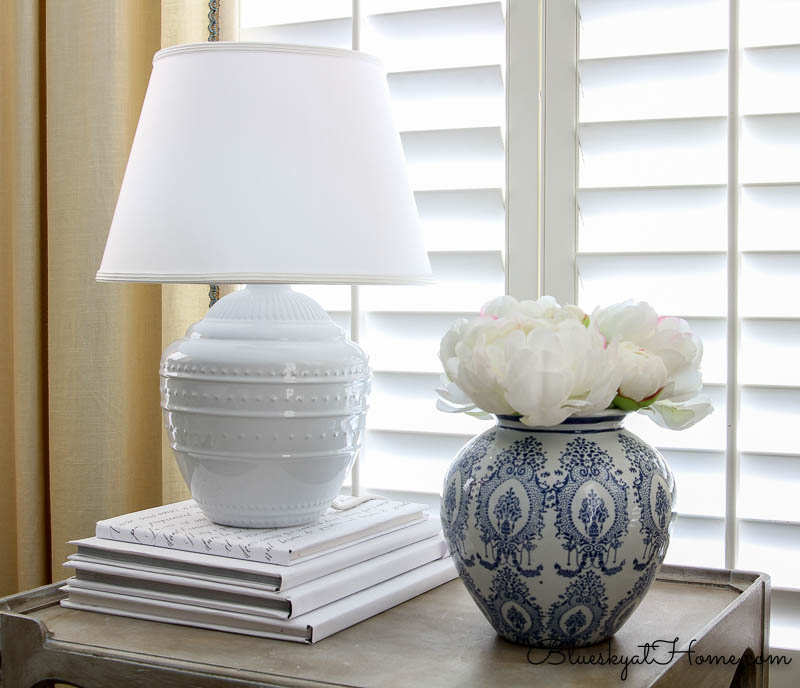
xmin=66 ymin=556 xmax=281 ymax=593
xmin=287 ymin=537 xmax=447 ymax=618
xmin=310 ymin=557 xmax=457 ymax=643
xmin=277 ymin=518 xmax=441 ymax=590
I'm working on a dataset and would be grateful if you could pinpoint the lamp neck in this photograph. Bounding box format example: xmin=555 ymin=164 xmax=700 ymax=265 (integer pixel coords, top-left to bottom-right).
xmin=201 ymin=284 xmax=332 ymax=329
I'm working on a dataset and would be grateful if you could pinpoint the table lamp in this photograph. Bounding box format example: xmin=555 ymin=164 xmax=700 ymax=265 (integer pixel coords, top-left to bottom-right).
xmin=97 ymin=43 xmax=432 ymax=527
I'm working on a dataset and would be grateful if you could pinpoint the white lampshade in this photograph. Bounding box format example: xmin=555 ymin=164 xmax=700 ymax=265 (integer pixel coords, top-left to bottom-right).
xmin=97 ymin=42 xmax=431 ymax=285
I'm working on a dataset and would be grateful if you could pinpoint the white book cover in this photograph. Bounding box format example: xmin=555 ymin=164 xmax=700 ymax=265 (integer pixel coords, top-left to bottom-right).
xmin=95 ymin=497 xmax=427 ymax=565
xmin=70 ymin=518 xmax=442 ymax=592
xmin=65 ymin=534 xmax=448 ymax=619
xmin=61 ymin=557 xmax=458 ymax=643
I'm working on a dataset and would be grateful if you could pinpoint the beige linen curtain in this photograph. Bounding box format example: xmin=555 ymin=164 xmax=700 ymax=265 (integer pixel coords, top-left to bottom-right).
xmin=0 ymin=0 xmax=236 ymax=597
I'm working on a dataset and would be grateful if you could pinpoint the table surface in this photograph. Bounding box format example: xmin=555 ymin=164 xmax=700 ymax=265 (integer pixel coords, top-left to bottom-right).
xmin=0 ymin=565 xmax=772 ymax=688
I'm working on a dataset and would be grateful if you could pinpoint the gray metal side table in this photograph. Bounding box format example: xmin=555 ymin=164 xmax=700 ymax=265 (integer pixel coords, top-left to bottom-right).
xmin=0 ymin=565 xmax=772 ymax=687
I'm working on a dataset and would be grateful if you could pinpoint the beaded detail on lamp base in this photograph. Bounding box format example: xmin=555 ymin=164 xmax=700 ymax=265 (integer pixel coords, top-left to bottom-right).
xmin=160 ymin=284 xmax=371 ymax=527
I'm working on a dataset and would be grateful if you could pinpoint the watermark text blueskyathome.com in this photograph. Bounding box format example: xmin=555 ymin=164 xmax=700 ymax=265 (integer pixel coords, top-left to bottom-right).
xmin=527 ymin=637 xmax=792 ymax=681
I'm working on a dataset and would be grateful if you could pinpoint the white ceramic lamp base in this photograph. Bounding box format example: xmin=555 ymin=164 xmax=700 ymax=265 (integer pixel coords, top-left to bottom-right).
xmin=160 ymin=285 xmax=370 ymax=527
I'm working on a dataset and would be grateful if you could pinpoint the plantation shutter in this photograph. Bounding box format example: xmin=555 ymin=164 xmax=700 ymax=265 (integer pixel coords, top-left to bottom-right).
xmin=239 ymin=1 xmax=506 ymax=507
xmin=550 ymin=0 xmax=800 ymax=651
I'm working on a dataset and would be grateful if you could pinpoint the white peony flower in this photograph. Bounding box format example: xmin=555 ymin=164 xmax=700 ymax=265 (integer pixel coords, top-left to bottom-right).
xmin=591 ymin=299 xmax=713 ymax=427
xmin=437 ymin=295 xmax=712 ymax=430
xmin=646 ymin=316 xmax=704 ymax=402
xmin=505 ymin=320 xmax=622 ymax=426
xmin=504 ymin=325 xmax=579 ymax=426
xmin=437 ymin=296 xmax=620 ymax=426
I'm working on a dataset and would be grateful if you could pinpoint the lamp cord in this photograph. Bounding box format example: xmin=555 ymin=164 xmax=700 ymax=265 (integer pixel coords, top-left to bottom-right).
xmin=208 ymin=0 xmax=220 ymax=307
xmin=208 ymin=0 xmax=220 ymax=42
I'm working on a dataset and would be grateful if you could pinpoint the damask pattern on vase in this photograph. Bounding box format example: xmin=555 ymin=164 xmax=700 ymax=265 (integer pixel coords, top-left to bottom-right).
xmin=441 ymin=415 xmax=675 ymax=649
xmin=618 ymin=433 xmax=675 ymax=571
xmin=488 ymin=566 xmax=545 ymax=645
xmin=550 ymin=437 xmax=629 ymax=578
xmin=547 ymin=570 xmax=609 ymax=646
xmin=442 ymin=431 xmax=497 ymax=565
xmin=474 ymin=435 xmax=547 ymax=576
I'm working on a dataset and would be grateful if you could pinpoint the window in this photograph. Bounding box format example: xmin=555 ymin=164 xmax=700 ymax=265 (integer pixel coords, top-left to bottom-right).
xmin=241 ymin=0 xmax=800 ymax=653
xmin=532 ymin=0 xmax=800 ymax=651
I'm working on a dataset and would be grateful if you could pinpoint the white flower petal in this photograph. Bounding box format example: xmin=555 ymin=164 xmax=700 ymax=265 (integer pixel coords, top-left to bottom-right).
xmin=439 ymin=319 xmax=467 ymax=365
xmin=520 ymin=406 xmax=573 ymax=427
xmin=645 ymin=319 xmax=701 ymax=376
xmin=659 ymin=365 xmax=703 ymax=403
xmin=481 ymin=295 xmax=519 ymax=319
xmin=592 ymin=300 xmax=659 ymax=343
xmin=640 ymin=397 xmax=714 ymax=430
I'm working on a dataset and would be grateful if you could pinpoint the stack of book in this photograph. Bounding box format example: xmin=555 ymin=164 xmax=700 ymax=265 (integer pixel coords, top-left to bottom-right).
xmin=60 ymin=496 xmax=456 ymax=643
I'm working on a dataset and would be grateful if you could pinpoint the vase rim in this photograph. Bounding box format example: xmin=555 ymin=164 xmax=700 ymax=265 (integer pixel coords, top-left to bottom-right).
xmin=494 ymin=410 xmax=628 ymax=433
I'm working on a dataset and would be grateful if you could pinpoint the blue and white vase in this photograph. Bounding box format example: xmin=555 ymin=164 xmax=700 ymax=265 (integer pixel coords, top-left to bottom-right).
xmin=441 ymin=411 xmax=675 ymax=648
